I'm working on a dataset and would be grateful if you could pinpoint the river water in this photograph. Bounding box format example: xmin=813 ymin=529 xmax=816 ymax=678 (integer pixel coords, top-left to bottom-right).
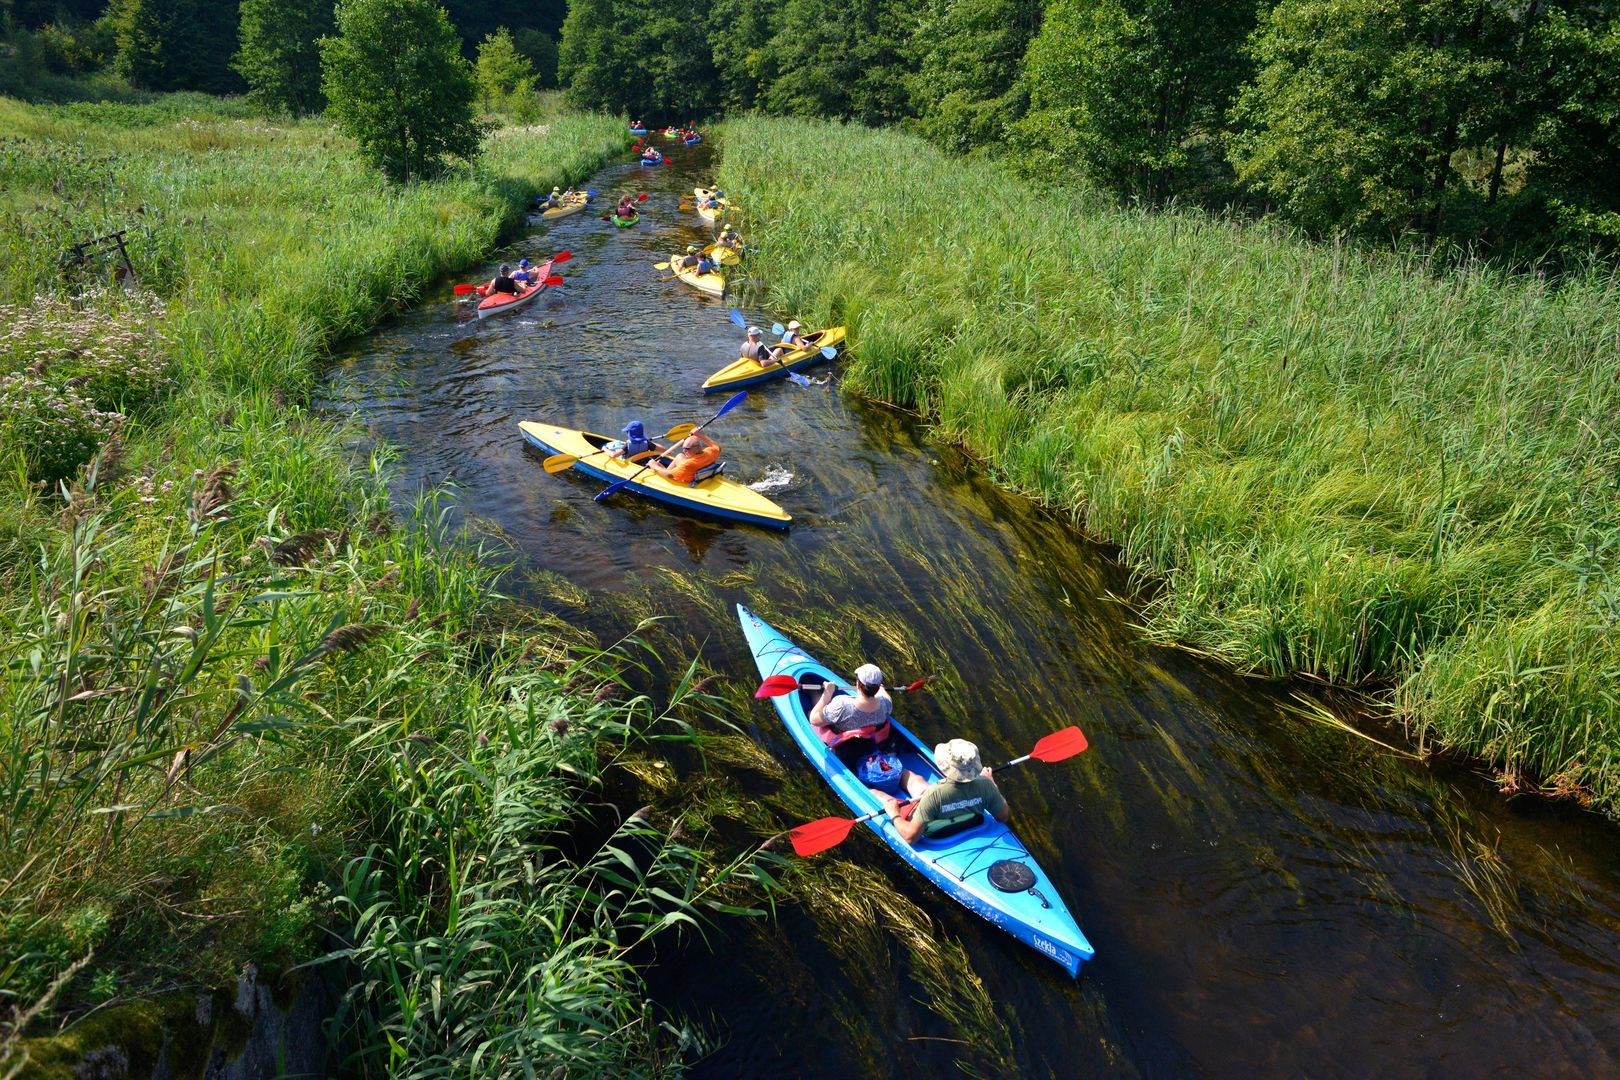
xmin=322 ymin=144 xmax=1620 ymax=1077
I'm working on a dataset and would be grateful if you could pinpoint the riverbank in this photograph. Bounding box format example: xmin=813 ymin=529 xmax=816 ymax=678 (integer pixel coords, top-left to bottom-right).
xmin=716 ymin=116 xmax=1620 ymax=818
xmin=0 ymin=93 xmax=735 ymax=1074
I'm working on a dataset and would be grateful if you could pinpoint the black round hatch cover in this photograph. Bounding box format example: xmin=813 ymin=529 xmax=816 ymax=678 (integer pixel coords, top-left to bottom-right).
xmin=988 ymin=860 xmax=1036 ymax=892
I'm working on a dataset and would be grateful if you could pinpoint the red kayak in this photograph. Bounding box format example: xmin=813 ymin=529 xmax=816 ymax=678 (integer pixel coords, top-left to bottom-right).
xmin=475 ymin=259 xmax=554 ymax=320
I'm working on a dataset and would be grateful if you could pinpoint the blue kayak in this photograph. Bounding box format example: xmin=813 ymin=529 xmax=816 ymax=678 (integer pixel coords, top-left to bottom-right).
xmin=629 ymin=126 xmax=647 ymax=135
xmin=640 ymin=151 xmax=663 ymax=166
xmin=737 ymin=604 xmax=1093 ymax=977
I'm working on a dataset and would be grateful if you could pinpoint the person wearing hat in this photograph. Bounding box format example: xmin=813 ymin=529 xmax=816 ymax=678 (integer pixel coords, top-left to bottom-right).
xmin=648 ymin=431 xmax=721 ymax=484
xmin=542 ymin=187 xmax=562 ymax=209
xmin=606 ymin=420 xmax=662 ymax=461
xmin=810 ymin=664 xmax=894 ymax=769
xmin=877 ymin=739 xmax=1009 ymax=844
xmin=513 ymin=258 xmax=534 ymax=284
xmin=675 ymin=244 xmax=702 ymax=270
xmin=739 ymin=326 xmax=772 ymax=364
xmin=485 ymin=264 xmax=519 ymax=297
xmin=769 ymin=320 xmax=809 ymax=360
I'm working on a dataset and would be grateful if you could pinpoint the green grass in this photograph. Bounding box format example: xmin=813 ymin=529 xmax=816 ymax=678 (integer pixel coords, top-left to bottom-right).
xmin=0 ymin=91 xmax=763 ymax=1076
xmin=717 ymin=116 xmax=1620 ymax=816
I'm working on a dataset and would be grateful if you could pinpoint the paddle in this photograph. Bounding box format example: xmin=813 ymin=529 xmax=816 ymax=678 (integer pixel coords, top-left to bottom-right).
xmin=755 ymin=674 xmax=937 ymax=698
xmin=453 ymin=251 xmax=571 ymax=294
xmin=541 ymin=421 xmax=701 ymax=473
xmin=593 ymin=391 xmax=747 ymax=502
xmin=787 ymin=726 xmax=1091 ymax=857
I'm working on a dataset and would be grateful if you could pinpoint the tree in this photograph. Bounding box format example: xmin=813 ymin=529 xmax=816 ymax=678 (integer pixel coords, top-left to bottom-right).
xmin=512 ymin=27 xmax=559 ymax=88
xmin=908 ymin=0 xmax=1040 ymax=154
xmin=1013 ymin=0 xmax=1257 ymax=201
xmin=476 ymin=27 xmax=535 ymax=111
xmin=763 ymin=0 xmax=915 ymax=124
xmin=234 ymin=0 xmax=333 ymax=116
xmin=1228 ymin=0 xmax=1502 ymax=238
xmin=321 ymin=0 xmax=484 ymax=183
xmin=110 ymin=0 xmax=243 ymax=93
xmin=707 ymin=0 xmax=778 ymax=112
xmin=558 ymin=0 xmax=639 ymax=111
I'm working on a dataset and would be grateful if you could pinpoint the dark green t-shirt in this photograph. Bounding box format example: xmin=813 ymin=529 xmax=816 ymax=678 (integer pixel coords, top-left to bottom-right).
xmin=912 ymin=776 xmax=1005 ymax=834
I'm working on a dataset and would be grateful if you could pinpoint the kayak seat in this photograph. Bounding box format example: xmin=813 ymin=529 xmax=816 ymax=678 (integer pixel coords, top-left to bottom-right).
xmin=688 ymin=461 xmax=726 ymax=485
xmin=922 ymin=809 xmax=987 ymax=842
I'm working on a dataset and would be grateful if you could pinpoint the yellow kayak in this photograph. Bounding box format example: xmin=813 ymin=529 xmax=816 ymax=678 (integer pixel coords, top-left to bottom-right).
xmin=705 ymin=243 xmax=742 ymax=266
xmin=540 ymin=197 xmax=589 ymax=221
xmin=517 ymin=421 xmax=791 ymax=529
xmin=701 ymin=327 xmax=847 ymax=393
xmin=672 ymin=258 xmax=726 ymax=297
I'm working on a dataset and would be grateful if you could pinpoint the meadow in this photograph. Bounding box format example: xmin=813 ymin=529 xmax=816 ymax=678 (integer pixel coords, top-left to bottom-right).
xmin=0 ymin=93 xmax=761 ymax=1075
xmin=717 ymin=116 xmax=1620 ymax=816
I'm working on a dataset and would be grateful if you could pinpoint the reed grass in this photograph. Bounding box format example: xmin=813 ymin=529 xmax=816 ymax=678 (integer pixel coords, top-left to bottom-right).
xmin=0 ymin=91 xmax=739 ymax=1076
xmin=717 ymin=116 xmax=1620 ymax=816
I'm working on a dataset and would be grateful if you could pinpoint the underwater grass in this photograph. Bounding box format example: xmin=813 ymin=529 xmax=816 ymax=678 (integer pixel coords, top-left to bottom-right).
xmin=0 ymin=91 xmax=743 ymax=1077
xmin=716 ymin=116 xmax=1620 ymax=816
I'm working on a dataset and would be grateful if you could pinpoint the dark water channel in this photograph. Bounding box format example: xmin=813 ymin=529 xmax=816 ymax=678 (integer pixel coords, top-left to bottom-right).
xmin=322 ymin=144 xmax=1620 ymax=1077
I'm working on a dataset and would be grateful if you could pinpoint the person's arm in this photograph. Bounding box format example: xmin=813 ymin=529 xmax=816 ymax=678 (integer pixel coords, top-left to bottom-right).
xmin=808 ymin=682 xmax=837 ymax=729
xmin=983 ymin=768 xmax=1010 ymax=822
xmin=882 ymin=793 xmax=925 ymax=844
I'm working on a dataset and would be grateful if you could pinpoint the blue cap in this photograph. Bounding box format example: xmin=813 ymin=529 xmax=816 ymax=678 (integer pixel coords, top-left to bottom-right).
xmin=623 ymin=421 xmax=645 ymax=439
xmin=519 ymin=258 xmax=530 ymax=267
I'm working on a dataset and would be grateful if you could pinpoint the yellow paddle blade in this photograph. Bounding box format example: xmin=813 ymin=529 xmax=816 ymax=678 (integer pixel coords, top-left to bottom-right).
xmin=662 ymin=423 xmax=696 ymax=439
xmin=653 ymin=261 xmax=670 ymax=270
xmin=542 ymin=452 xmax=581 ymax=473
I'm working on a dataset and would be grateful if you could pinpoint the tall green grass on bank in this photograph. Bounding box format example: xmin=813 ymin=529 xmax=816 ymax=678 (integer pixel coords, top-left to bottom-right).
xmin=0 ymin=94 xmax=753 ymax=1076
xmin=717 ymin=117 xmax=1620 ymax=815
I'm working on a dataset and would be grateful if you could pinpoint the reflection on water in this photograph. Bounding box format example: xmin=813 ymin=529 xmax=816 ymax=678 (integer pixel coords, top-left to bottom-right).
xmin=322 ymin=144 xmax=1620 ymax=1077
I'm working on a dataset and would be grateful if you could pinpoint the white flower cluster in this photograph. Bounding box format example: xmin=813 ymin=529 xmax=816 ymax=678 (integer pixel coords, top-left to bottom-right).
xmin=0 ymin=289 xmax=173 ymax=482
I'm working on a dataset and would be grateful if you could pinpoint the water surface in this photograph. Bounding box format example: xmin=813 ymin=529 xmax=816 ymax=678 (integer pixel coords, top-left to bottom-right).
xmin=323 ymin=144 xmax=1620 ymax=1077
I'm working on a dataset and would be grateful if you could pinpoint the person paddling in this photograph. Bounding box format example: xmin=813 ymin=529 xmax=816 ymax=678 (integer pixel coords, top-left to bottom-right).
xmin=486 ymin=264 xmax=519 ymax=296
xmin=649 ymin=432 xmax=721 ymax=484
xmin=512 ymin=258 xmax=534 ymax=285
xmin=875 ymin=738 xmax=1010 ymax=844
xmin=739 ymin=326 xmax=772 ymax=366
xmin=768 ymin=320 xmax=809 ymax=361
xmin=810 ymin=664 xmax=895 ymax=769
xmin=616 ymin=196 xmax=637 ymax=220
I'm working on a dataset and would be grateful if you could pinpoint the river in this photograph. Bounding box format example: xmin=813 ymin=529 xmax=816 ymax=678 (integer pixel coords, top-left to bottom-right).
xmin=321 ymin=142 xmax=1620 ymax=1077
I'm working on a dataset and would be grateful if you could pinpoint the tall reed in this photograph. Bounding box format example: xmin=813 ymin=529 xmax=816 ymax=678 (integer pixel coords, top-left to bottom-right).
xmin=0 ymin=90 xmax=737 ymax=1075
xmin=717 ymin=116 xmax=1620 ymax=815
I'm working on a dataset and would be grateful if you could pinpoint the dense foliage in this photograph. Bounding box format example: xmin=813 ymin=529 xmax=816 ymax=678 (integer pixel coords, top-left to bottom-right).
xmin=320 ymin=0 xmax=483 ymax=183
xmin=555 ymin=0 xmax=1620 ymax=261
xmin=232 ymin=0 xmax=332 ymax=116
xmin=716 ymin=114 xmax=1620 ymax=815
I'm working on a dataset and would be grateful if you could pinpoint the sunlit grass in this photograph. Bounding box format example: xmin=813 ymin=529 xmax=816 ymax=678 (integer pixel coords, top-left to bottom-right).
xmin=716 ymin=116 xmax=1620 ymax=817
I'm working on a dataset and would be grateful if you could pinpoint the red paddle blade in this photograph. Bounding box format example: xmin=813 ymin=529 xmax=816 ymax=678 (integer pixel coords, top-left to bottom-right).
xmin=550 ymin=250 xmax=573 ymax=263
xmin=1030 ymin=726 xmax=1089 ymax=763
xmin=901 ymin=674 xmax=938 ymax=693
xmin=789 ymin=816 xmax=859 ymax=856
xmin=452 ymin=283 xmax=478 ymax=295
xmin=543 ymin=275 xmax=564 ymax=286
xmin=755 ymin=674 xmax=802 ymax=698
xmin=637 ymin=193 xmax=649 ymax=201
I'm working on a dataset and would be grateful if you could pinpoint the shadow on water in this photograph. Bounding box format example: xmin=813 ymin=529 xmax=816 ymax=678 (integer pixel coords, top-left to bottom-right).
xmin=321 ymin=143 xmax=1620 ymax=1077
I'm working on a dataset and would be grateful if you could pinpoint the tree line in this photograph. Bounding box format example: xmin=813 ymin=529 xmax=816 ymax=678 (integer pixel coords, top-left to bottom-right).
xmin=559 ymin=0 xmax=1619 ymax=262
xmin=1 ymin=0 xmax=564 ymax=99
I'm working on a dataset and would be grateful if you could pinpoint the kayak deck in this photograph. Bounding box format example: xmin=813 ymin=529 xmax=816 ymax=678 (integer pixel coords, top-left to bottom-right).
xmin=518 ymin=422 xmax=791 ymax=529
xmin=672 ymin=259 xmax=725 ymax=297
xmin=736 ymin=604 xmax=1092 ymax=977
xmin=702 ymin=327 xmax=846 ymax=393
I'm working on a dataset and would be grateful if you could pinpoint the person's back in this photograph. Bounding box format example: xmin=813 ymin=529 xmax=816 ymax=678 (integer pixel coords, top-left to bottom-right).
xmin=489 ymin=265 xmax=518 ymax=295
xmin=739 ymin=327 xmax=770 ymax=363
xmin=654 ymin=434 xmax=721 ymax=484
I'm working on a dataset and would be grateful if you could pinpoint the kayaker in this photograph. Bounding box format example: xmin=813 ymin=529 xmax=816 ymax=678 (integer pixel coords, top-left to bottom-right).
xmin=649 ymin=432 xmax=721 ymax=484
xmin=542 ymin=187 xmax=561 ymax=209
xmin=675 ymin=245 xmax=703 ymax=271
xmin=642 ymin=147 xmax=660 ymax=162
xmin=810 ymin=664 xmax=894 ymax=768
xmin=616 ymin=196 xmax=637 ymax=220
xmin=512 ymin=258 xmax=534 ymax=284
xmin=487 ymin=264 xmax=519 ymax=296
xmin=876 ymin=738 xmax=1010 ymax=845
xmin=739 ymin=326 xmax=772 ymax=365
xmin=606 ymin=420 xmax=661 ymax=461
xmin=768 ymin=320 xmax=808 ymax=361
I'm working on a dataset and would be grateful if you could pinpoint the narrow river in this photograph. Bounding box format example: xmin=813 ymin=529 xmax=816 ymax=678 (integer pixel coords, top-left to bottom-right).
xmin=322 ymin=144 xmax=1620 ymax=1077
